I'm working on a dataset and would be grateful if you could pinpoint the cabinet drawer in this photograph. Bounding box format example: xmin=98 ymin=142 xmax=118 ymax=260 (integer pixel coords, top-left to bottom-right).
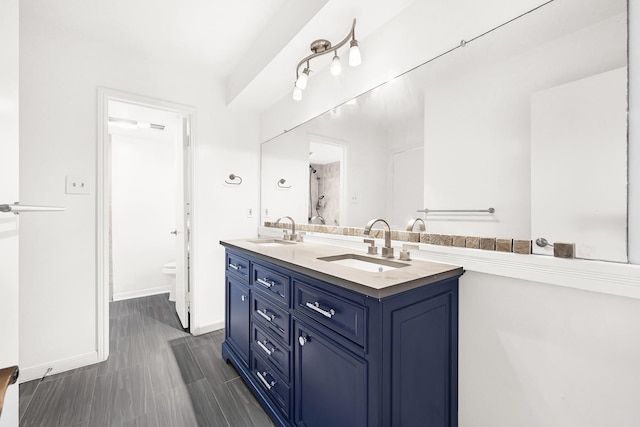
xmin=252 ymin=293 xmax=290 ymax=345
xmin=252 ymin=324 xmax=290 ymax=380
xmin=294 ymin=280 xmax=366 ymax=347
xmin=226 ymin=252 xmax=250 ymax=283
xmin=252 ymin=263 xmax=290 ymax=306
xmin=252 ymin=353 xmax=290 ymax=418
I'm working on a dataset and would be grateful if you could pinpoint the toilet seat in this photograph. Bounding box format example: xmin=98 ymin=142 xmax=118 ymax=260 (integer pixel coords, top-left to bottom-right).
xmin=162 ymin=261 xmax=176 ymax=275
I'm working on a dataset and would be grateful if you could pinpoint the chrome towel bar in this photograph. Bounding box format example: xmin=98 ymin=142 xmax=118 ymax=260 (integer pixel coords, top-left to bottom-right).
xmin=417 ymin=207 xmax=495 ymax=214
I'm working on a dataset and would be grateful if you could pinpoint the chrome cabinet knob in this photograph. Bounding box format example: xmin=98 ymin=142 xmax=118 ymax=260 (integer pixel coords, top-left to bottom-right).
xmin=298 ymin=335 xmax=308 ymax=346
xmin=241 ymin=295 xmax=247 ymax=302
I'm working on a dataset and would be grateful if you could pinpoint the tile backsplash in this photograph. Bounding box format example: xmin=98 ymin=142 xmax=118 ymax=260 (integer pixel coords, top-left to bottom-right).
xmin=262 ymin=221 xmax=568 ymax=257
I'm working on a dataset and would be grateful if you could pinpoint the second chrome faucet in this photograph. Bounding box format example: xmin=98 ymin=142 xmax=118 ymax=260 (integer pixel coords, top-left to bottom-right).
xmin=363 ymin=218 xmax=394 ymax=258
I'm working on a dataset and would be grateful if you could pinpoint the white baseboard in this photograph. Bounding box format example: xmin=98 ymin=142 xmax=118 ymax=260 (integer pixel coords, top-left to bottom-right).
xmin=113 ymin=286 xmax=171 ymax=301
xmin=19 ymin=351 xmax=98 ymax=383
xmin=192 ymin=320 xmax=224 ymax=336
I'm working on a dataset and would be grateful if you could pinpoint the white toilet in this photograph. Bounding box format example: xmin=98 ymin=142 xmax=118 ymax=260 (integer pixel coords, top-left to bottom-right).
xmin=162 ymin=261 xmax=177 ymax=301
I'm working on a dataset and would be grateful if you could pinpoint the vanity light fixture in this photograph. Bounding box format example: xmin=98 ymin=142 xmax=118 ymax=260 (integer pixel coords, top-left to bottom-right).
xmin=292 ymin=19 xmax=361 ymax=101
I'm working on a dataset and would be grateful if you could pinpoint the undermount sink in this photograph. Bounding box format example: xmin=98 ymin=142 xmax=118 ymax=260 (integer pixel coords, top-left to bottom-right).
xmin=247 ymin=238 xmax=296 ymax=247
xmin=317 ymin=254 xmax=409 ymax=272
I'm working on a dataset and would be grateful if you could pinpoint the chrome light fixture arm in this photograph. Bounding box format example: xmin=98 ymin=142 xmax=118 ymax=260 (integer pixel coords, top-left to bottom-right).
xmin=295 ymin=19 xmax=357 ymax=81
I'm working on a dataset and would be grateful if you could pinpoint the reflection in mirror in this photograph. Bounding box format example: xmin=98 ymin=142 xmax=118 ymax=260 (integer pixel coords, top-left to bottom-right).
xmin=308 ymin=139 xmax=344 ymax=226
xmin=261 ymin=0 xmax=627 ymax=262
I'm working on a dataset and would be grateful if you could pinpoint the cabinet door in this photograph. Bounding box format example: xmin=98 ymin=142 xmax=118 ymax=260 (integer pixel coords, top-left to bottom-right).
xmin=387 ymin=292 xmax=454 ymax=427
xmin=294 ymin=321 xmax=366 ymax=427
xmin=226 ymin=276 xmax=250 ymax=365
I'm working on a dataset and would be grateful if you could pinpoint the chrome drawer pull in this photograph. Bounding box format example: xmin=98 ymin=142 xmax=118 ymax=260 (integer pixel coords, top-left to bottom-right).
xmin=256 ymin=278 xmax=275 ymax=288
xmin=305 ymin=301 xmax=336 ymax=318
xmin=256 ymin=371 xmax=276 ymax=390
xmin=257 ymin=339 xmax=275 ymax=356
xmin=229 ymin=263 xmax=242 ymax=271
xmin=256 ymin=309 xmax=274 ymax=322
xmin=241 ymin=295 xmax=247 ymax=302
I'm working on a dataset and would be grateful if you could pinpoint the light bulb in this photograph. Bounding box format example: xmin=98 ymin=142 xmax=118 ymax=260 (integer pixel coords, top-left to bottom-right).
xmin=295 ymin=68 xmax=309 ymax=89
xmin=330 ymin=53 xmax=342 ymax=76
xmin=349 ymin=40 xmax=361 ymax=67
xmin=292 ymin=86 xmax=302 ymax=101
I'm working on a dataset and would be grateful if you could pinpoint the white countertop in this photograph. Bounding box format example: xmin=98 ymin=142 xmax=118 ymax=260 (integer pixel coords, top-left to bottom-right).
xmin=220 ymin=238 xmax=464 ymax=298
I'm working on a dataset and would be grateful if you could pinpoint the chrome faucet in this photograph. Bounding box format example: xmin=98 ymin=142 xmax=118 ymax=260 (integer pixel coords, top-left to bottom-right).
xmin=364 ymin=218 xmax=394 ymax=258
xmin=276 ymin=216 xmax=297 ymax=241
xmin=309 ymin=215 xmax=325 ymax=225
xmin=406 ymin=217 xmax=426 ymax=232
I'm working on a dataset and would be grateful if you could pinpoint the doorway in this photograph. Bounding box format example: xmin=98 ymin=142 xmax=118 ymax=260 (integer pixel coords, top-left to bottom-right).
xmin=308 ymin=138 xmax=346 ymax=227
xmin=97 ymin=89 xmax=195 ymax=362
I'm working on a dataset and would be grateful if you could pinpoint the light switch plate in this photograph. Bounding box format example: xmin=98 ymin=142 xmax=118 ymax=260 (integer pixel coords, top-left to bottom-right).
xmin=66 ymin=175 xmax=90 ymax=195
xmin=247 ymin=207 xmax=255 ymax=218
xmin=264 ymin=208 xmax=269 ymax=218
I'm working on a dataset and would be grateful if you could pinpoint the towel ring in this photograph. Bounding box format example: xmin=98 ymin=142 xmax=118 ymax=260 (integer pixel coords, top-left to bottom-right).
xmin=277 ymin=178 xmax=291 ymax=189
xmin=225 ymin=174 xmax=242 ymax=185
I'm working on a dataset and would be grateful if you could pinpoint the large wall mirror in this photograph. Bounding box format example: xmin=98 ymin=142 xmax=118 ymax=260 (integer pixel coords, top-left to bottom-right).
xmin=261 ymin=0 xmax=628 ymax=262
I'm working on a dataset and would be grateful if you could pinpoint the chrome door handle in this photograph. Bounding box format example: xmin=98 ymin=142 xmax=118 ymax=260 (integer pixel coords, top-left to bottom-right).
xmin=170 ymin=230 xmax=178 ymax=235
xmin=255 ymin=309 xmax=274 ymax=322
xmin=256 ymin=371 xmax=276 ymax=390
xmin=256 ymin=278 xmax=275 ymax=288
xmin=257 ymin=340 xmax=275 ymax=356
xmin=305 ymin=301 xmax=336 ymax=318
xmin=1 ymin=203 xmax=65 ymax=214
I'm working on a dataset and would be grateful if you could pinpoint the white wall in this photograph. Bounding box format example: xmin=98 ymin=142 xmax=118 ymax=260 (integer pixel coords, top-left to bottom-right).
xmin=19 ymin=18 xmax=260 ymax=378
xmin=422 ymin=12 xmax=626 ymax=240
xmin=111 ymin=132 xmax=176 ymax=300
xmin=0 ymin=0 xmax=20 ymax=424
xmin=261 ymin=127 xmax=309 ymax=225
xmin=459 ymin=272 xmax=640 ymax=426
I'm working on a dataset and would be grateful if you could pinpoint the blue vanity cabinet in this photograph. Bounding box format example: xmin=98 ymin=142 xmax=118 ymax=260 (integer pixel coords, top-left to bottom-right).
xmin=293 ymin=319 xmax=367 ymax=427
xmin=225 ymin=275 xmax=250 ymax=366
xmin=225 ymin=248 xmax=252 ymax=366
xmin=221 ymin=244 xmax=461 ymax=427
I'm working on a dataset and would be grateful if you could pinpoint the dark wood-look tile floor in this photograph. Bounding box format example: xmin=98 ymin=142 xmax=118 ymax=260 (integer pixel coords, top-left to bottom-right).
xmin=19 ymin=293 xmax=275 ymax=427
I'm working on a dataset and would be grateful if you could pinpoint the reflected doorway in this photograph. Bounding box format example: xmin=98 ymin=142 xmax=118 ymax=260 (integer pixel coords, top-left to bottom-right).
xmin=308 ymin=139 xmax=345 ymax=227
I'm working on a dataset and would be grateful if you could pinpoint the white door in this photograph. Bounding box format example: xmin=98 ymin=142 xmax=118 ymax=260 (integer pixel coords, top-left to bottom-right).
xmin=174 ymin=117 xmax=190 ymax=329
xmin=531 ymin=67 xmax=627 ymax=262
xmin=0 ymin=0 xmax=20 ymax=425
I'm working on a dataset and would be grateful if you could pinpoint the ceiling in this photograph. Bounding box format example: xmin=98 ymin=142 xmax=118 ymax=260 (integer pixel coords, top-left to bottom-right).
xmin=20 ymin=0 xmax=416 ymax=113
xmin=20 ymin=0 xmax=288 ymax=75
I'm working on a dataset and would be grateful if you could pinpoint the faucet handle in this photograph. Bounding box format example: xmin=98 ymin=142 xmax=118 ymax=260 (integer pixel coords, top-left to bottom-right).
xmin=363 ymin=239 xmax=378 ymax=255
xmin=282 ymin=229 xmax=290 ymax=240
xmin=399 ymin=243 xmax=418 ymax=261
xmin=296 ymin=232 xmax=305 ymax=242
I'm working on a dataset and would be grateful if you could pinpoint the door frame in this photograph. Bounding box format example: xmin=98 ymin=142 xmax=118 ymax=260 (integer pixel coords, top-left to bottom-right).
xmin=96 ymin=88 xmax=196 ymax=361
